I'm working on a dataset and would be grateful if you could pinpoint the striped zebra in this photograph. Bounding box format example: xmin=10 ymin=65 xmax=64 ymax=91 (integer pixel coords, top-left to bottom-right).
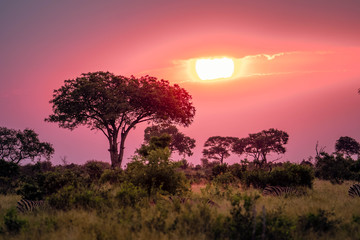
xmin=17 ymin=199 xmax=45 ymax=213
xmin=262 ymin=186 xmax=303 ymax=197
xmin=348 ymin=184 xmax=360 ymax=197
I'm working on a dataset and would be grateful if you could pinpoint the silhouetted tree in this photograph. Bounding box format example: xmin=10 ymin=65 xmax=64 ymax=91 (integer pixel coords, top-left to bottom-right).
xmin=335 ymin=136 xmax=360 ymax=157
xmin=0 ymin=127 xmax=54 ymax=164
xmin=137 ymin=134 xmax=172 ymax=157
xmin=233 ymin=128 xmax=289 ymax=168
xmin=46 ymin=72 xmax=195 ymax=168
xmin=144 ymin=124 xmax=196 ymax=157
xmin=202 ymin=136 xmax=238 ymax=164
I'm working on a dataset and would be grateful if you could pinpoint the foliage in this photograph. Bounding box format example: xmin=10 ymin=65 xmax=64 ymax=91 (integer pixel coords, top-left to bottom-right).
xmin=115 ymin=182 xmax=148 ymax=207
xmin=126 ymin=147 xmax=189 ymax=195
xmin=0 ymin=159 xmax=19 ymax=194
xmin=144 ymin=124 xmax=196 ymax=157
xmin=83 ymin=160 xmax=111 ymax=181
xmin=243 ymin=162 xmax=314 ymax=189
xmin=47 ymin=185 xmax=109 ymax=211
xmin=46 ymin=71 xmax=195 ymax=168
xmin=315 ymin=152 xmax=355 ymax=184
xmin=202 ymin=136 xmax=238 ymax=164
xmin=233 ymin=128 xmax=289 ymax=168
xmin=211 ymin=163 xmax=228 ymax=177
xmin=137 ymin=134 xmax=171 ymax=157
xmin=3 ymin=208 xmax=28 ymax=234
xmin=298 ymin=209 xmax=339 ymax=233
xmin=335 ymin=136 xmax=360 ymax=157
xmin=0 ymin=127 xmax=54 ymax=164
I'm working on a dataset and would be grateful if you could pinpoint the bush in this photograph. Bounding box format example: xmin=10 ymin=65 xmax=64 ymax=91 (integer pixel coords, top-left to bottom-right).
xmin=269 ymin=162 xmax=314 ymax=188
xmin=298 ymin=209 xmax=339 ymax=233
xmin=47 ymin=185 xmax=109 ymax=211
xmin=83 ymin=160 xmax=111 ymax=181
xmin=3 ymin=208 xmax=28 ymax=234
xmin=115 ymin=182 xmax=148 ymax=207
xmin=242 ymin=163 xmax=314 ymax=189
xmin=0 ymin=160 xmax=19 ymax=194
xmin=125 ymin=148 xmax=189 ymax=195
xmin=99 ymin=169 xmax=125 ymax=184
xmin=315 ymin=153 xmax=358 ymax=183
xmin=211 ymin=164 xmax=228 ymax=178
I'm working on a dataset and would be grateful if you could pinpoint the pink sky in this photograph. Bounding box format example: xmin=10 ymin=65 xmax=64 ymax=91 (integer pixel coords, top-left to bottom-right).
xmin=1 ymin=1 xmax=359 ymax=166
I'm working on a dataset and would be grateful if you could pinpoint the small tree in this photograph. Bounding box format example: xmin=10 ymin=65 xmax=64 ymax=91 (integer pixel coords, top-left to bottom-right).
xmin=335 ymin=136 xmax=360 ymax=158
xmin=233 ymin=128 xmax=289 ymax=168
xmin=143 ymin=124 xmax=196 ymax=157
xmin=0 ymin=127 xmax=54 ymax=164
xmin=46 ymin=72 xmax=195 ymax=168
xmin=202 ymin=136 xmax=238 ymax=164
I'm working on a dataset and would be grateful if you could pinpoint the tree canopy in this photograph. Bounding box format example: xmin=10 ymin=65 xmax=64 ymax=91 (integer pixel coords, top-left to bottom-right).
xmin=233 ymin=128 xmax=289 ymax=168
xmin=335 ymin=136 xmax=360 ymax=157
xmin=45 ymin=72 xmax=195 ymax=168
xmin=0 ymin=127 xmax=54 ymax=164
xmin=202 ymin=136 xmax=238 ymax=164
xmin=143 ymin=124 xmax=196 ymax=157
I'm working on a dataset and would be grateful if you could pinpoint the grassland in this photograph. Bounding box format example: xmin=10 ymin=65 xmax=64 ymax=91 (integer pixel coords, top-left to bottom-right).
xmin=1 ymin=180 xmax=360 ymax=240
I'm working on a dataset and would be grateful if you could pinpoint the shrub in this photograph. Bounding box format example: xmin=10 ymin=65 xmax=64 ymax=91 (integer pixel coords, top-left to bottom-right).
xmin=0 ymin=159 xmax=19 ymax=194
xmin=3 ymin=208 xmax=28 ymax=234
xmin=315 ymin=153 xmax=353 ymax=184
xmin=298 ymin=209 xmax=339 ymax=233
xmin=115 ymin=182 xmax=148 ymax=207
xmin=83 ymin=160 xmax=111 ymax=181
xmin=99 ymin=169 xmax=125 ymax=184
xmin=211 ymin=163 xmax=228 ymax=178
xmin=47 ymin=185 xmax=109 ymax=211
xmin=242 ymin=163 xmax=314 ymax=189
xmin=125 ymin=148 xmax=189 ymax=195
xmin=213 ymin=172 xmax=236 ymax=185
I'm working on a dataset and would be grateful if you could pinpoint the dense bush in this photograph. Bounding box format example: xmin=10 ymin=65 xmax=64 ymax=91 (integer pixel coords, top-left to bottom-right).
xmin=0 ymin=159 xmax=19 ymax=194
xmin=125 ymin=148 xmax=189 ymax=195
xmin=211 ymin=163 xmax=228 ymax=177
xmin=115 ymin=182 xmax=148 ymax=207
xmin=3 ymin=208 xmax=28 ymax=234
xmin=242 ymin=162 xmax=314 ymax=189
xmin=47 ymin=185 xmax=110 ymax=211
xmin=298 ymin=209 xmax=339 ymax=233
xmin=315 ymin=152 xmax=359 ymax=183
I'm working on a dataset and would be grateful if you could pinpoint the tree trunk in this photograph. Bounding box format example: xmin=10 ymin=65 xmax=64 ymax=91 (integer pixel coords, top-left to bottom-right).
xmin=115 ymin=131 xmax=129 ymax=169
xmin=108 ymin=131 xmax=120 ymax=168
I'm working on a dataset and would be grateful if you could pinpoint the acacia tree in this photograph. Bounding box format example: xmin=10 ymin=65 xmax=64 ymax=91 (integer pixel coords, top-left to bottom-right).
xmin=143 ymin=124 xmax=196 ymax=157
xmin=0 ymin=127 xmax=54 ymax=164
xmin=46 ymin=72 xmax=195 ymax=168
xmin=335 ymin=136 xmax=360 ymax=157
xmin=202 ymin=136 xmax=238 ymax=164
xmin=233 ymin=128 xmax=289 ymax=168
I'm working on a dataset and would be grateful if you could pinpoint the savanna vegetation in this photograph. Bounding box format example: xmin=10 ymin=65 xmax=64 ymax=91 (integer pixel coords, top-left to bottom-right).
xmin=0 ymin=73 xmax=359 ymax=239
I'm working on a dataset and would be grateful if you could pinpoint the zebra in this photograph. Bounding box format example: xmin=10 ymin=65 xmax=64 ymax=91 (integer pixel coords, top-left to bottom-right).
xmin=348 ymin=184 xmax=360 ymax=197
xmin=262 ymin=186 xmax=304 ymax=197
xmin=16 ymin=199 xmax=45 ymax=213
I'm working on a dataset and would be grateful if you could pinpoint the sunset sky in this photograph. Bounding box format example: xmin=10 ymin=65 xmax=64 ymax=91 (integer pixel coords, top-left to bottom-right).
xmin=1 ymin=0 xmax=359 ymax=166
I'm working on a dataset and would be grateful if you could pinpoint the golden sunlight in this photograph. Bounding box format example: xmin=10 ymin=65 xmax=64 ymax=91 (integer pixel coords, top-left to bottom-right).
xmin=195 ymin=57 xmax=235 ymax=80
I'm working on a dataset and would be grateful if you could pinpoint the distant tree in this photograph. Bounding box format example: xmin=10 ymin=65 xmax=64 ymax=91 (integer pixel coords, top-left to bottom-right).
xmin=144 ymin=124 xmax=196 ymax=157
xmin=202 ymin=136 xmax=238 ymax=164
xmin=233 ymin=128 xmax=289 ymax=168
xmin=0 ymin=127 xmax=54 ymax=164
xmin=46 ymin=72 xmax=195 ymax=168
xmin=137 ymin=134 xmax=172 ymax=157
xmin=335 ymin=136 xmax=360 ymax=157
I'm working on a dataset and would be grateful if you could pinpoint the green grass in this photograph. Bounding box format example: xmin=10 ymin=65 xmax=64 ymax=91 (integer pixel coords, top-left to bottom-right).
xmin=1 ymin=180 xmax=360 ymax=240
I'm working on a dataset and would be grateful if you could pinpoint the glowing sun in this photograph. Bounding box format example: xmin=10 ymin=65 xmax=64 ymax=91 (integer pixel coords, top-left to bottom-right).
xmin=195 ymin=57 xmax=234 ymax=80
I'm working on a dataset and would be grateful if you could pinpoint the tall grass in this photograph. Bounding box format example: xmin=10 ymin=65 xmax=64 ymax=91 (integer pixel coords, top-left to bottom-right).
xmin=1 ymin=180 xmax=360 ymax=240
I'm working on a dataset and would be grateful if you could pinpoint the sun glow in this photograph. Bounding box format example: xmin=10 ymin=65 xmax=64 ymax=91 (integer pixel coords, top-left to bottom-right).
xmin=195 ymin=57 xmax=235 ymax=80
